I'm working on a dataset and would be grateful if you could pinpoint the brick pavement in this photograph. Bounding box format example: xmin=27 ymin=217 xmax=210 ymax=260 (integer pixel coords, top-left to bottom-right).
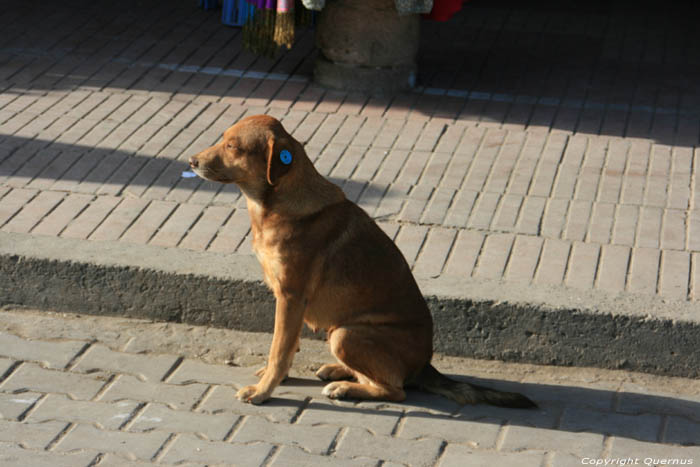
xmin=0 ymin=308 xmax=699 ymax=466
xmin=2 ymin=1 xmax=700 ymax=302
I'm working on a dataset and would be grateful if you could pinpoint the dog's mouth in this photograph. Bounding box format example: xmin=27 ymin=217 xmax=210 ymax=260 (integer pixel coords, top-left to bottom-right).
xmin=191 ymin=166 xmax=234 ymax=184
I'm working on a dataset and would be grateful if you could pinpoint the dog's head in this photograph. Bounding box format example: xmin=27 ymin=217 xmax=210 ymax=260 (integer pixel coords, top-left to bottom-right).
xmin=189 ymin=115 xmax=300 ymax=193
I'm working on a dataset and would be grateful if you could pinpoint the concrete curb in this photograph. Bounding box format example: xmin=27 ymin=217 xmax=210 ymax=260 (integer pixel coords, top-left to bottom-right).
xmin=2 ymin=232 xmax=698 ymax=379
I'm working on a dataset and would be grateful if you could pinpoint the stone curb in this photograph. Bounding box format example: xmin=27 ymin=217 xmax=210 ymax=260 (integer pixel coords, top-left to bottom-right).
xmin=1 ymin=232 xmax=698 ymax=379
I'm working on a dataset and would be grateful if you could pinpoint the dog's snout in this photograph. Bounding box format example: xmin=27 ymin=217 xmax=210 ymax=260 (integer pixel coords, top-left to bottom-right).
xmin=189 ymin=156 xmax=199 ymax=169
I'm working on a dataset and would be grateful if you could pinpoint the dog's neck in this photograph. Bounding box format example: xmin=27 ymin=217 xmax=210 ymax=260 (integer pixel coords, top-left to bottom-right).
xmin=241 ymin=169 xmax=345 ymax=222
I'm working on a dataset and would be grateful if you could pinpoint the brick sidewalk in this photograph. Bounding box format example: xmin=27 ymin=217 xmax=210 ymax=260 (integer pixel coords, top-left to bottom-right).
xmin=2 ymin=1 xmax=699 ymax=303
xmin=1 ymin=309 xmax=699 ymax=466
xmin=0 ymin=2 xmax=700 ymax=300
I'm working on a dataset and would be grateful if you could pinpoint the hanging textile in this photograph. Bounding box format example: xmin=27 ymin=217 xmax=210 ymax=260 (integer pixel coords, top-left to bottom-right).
xmin=422 ymin=0 xmax=465 ymax=21
xmin=242 ymin=0 xmax=313 ymax=56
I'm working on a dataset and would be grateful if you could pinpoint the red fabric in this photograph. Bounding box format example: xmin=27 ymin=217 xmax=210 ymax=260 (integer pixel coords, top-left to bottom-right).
xmin=423 ymin=0 xmax=464 ymax=21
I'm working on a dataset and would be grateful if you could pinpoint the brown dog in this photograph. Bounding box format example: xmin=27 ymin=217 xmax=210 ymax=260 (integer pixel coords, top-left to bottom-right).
xmin=189 ymin=115 xmax=535 ymax=408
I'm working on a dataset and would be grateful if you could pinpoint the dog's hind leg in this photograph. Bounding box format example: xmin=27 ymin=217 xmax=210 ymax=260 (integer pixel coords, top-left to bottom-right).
xmin=316 ymin=363 xmax=354 ymax=381
xmin=321 ymin=325 xmax=429 ymax=402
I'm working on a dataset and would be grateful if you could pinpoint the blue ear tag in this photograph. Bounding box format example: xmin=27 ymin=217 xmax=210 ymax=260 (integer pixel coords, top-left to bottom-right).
xmin=279 ymin=149 xmax=292 ymax=165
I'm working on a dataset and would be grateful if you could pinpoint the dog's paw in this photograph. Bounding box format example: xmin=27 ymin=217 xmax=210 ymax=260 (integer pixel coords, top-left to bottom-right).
xmin=236 ymin=385 xmax=270 ymax=405
xmin=254 ymin=365 xmax=289 ymax=382
xmin=322 ymin=381 xmax=350 ymax=399
xmin=316 ymin=364 xmax=352 ymax=381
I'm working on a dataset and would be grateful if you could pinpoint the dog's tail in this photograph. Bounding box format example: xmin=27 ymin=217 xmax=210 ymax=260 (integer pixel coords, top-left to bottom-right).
xmin=414 ymin=364 xmax=537 ymax=409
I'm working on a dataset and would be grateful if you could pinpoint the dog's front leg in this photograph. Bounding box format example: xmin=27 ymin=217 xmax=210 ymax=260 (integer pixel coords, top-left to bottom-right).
xmin=236 ymin=295 xmax=304 ymax=404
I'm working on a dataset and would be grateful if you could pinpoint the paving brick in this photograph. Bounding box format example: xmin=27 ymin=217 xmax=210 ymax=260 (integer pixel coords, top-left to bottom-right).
xmin=595 ymin=244 xmax=631 ymax=292
xmin=119 ymin=200 xmax=177 ymax=244
xmin=485 ymin=131 xmax=526 ymax=193
xmin=0 ymin=332 xmax=86 ymax=369
xmin=233 ymin=415 xmax=338 ymax=454
xmin=607 ymin=436 xmax=700 ymax=462
xmin=1 ymin=363 xmax=105 ymax=400
xmin=308 ymin=114 xmax=345 ymax=149
xmin=644 ymin=145 xmax=671 ymax=207
xmin=563 ymin=200 xmax=593 ymax=241
xmin=503 ymin=235 xmax=542 ymax=283
xmin=414 ymin=120 xmax=447 ymax=152
xmin=412 ymin=227 xmax=456 ymax=278
xmin=617 ymin=382 xmax=700 ymax=418
xmin=96 ymin=453 xmax=167 ymax=467
xmin=296 ymin=398 xmax=401 ymax=436
xmin=398 ymin=186 xmax=431 ymax=223
xmin=627 ymin=247 xmax=661 ymax=294
xmin=468 ymin=192 xmax=500 ymax=229
xmin=560 ymin=407 xmax=661 ymax=442
xmin=534 ymin=238 xmax=571 ymax=285
xmin=26 ymin=149 xmax=84 ymax=191
xmin=73 ymin=344 xmax=179 ymax=382
xmin=659 ymin=250 xmax=690 ymax=299
xmin=587 ymin=202 xmax=615 ymax=244
xmin=178 ymin=205 xmax=232 ymax=251
xmin=693 ymin=252 xmax=700 ymax=302
xmin=541 ymin=198 xmax=569 ymax=238
xmin=335 ymin=427 xmax=443 ymax=466
xmin=148 ymin=202 xmax=204 ymax=248
xmin=1 ymin=190 xmax=64 ymax=234
xmin=0 ymin=420 xmax=69 ymax=450
xmin=492 ymin=194 xmax=523 ymax=231
xmin=394 ymin=224 xmax=429 ymax=268
xmin=0 ymin=391 xmax=42 ymax=420
xmin=208 ymin=208 xmax=250 ymax=253
xmin=59 ymin=195 xmax=121 ymax=239
xmin=0 ymin=188 xmax=37 ymax=227
xmin=443 ymin=230 xmax=485 ymax=277
xmin=100 ymin=374 xmax=208 ymax=410
xmin=611 ymin=204 xmax=639 ymax=246
xmin=515 ymin=196 xmax=546 ymax=235
xmin=160 ymin=432 xmax=274 ymax=465
xmin=439 ymin=444 xmax=546 ymax=467
xmin=54 ymin=422 xmax=170 ymax=460
xmin=636 ymin=206 xmax=663 ymax=248
xmin=0 ymin=441 xmax=98 ymax=467
xmin=665 ymin=415 xmax=700 ymax=445
xmin=88 ymin=197 xmax=150 ymax=241
xmin=463 ymin=128 xmax=505 ymax=191
xmin=508 ymin=132 xmax=547 ymax=195
xmin=331 ymin=146 xmax=367 ymax=180
xmin=27 ymin=394 xmax=140 ymax=430
xmin=473 ymin=233 xmax=515 ymax=279
xmin=400 ymin=411 xmax=501 ymax=448
xmin=660 ymin=208 xmax=686 ymax=250
xmin=433 ymin=123 xmax=468 ymax=154
xmin=501 ymin=424 xmax=605 ymax=457
xmin=443 ymin=189 xmax=478 ymax=228
xmin=370 ymin=149 xmax=409 ymax=185
xmin=564 ymin=241 xmax=600 ymax=289
xmin=552 ymin=163 xmax=580 ymax=199
xmin=271 ymin=445 xmax=376 ymax=467
xmin=621 ymin=140 xmax=651 ymax=205
xmin=129 ymin=402 xmax=239 ymax=441
xmin=167 ymin=359 xmax=257 ymax=387
xmin=197 ymin=385 xmax=308 ymax=423
xmin=418 ymin=151 xmax=452 ymax=187
xmin=529 ymin=137 xmax=567 ymax=198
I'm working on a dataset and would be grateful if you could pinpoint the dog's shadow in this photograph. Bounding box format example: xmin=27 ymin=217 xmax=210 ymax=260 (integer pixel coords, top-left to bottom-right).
xmin=269 ymin=374 xmax=700 ymax=447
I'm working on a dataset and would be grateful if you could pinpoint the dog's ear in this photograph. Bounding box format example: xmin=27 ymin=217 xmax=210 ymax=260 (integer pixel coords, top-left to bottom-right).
xmin=266 ymin=136 xmax=293 ymax=186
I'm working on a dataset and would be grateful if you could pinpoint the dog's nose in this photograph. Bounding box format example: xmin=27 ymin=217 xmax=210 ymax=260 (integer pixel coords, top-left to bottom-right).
xmin=189 ymin=156 xmax=199 ymax=169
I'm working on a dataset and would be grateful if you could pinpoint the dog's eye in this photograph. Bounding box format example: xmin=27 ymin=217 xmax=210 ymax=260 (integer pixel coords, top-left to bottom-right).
xmin=226 ymin=144 xmax=235 ymax=150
